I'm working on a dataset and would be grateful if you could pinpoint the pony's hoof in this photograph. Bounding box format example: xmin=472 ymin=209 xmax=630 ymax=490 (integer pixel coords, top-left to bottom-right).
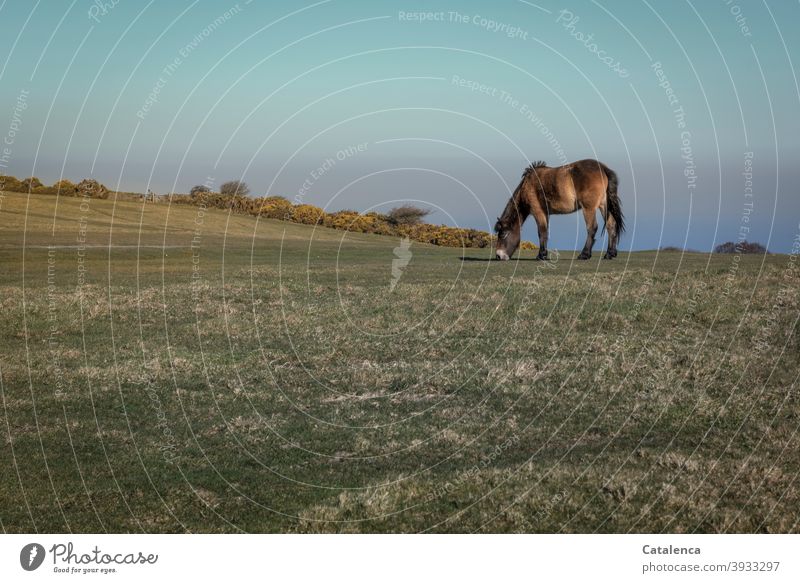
xmin=577 ymin=252 xmax=591 ymax=260
xmin=603 ymin=251 xmax=617 ymax=260
xmin=535 ymin=254 xmax=549 ymax=261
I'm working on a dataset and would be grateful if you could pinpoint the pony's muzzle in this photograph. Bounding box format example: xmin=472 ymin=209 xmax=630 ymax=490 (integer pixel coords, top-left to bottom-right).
xmin=495 ymin=250 xmax=510 ymax=261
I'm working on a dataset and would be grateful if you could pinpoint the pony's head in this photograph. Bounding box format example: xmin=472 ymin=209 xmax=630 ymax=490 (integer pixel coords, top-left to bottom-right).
xmin=494 ymin=162 xmax=542 ymax=260
xmin=494 ymin=216 xmax=520 ymax=260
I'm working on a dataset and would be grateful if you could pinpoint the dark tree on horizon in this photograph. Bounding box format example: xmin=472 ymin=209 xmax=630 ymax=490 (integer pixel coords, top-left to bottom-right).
xmin=190 ymin=184 xmax=211 ymax=197
xmin=714 ymin=240 xmax=768 ymax=254
xmin=387 ymin=205 xmax=432 ymax=226
xmin=220 ymin=180 xmax=250 ymax=197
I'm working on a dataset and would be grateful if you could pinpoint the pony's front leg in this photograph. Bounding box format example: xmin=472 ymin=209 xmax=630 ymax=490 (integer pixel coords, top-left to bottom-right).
xmin=533 ymin=208 xmax=549 ymax=260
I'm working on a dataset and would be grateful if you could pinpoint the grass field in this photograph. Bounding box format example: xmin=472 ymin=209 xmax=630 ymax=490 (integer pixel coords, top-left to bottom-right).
xmin=1 ymin=190 xmax=798 ymax=533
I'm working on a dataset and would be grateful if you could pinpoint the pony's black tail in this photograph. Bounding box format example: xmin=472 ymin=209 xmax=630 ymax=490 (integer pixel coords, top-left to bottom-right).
xmin=602 ymin=166 xmax=625 ymax=237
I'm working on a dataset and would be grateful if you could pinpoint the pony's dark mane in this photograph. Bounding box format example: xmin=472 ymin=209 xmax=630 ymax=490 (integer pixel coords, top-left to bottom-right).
xmin=497 ymin=167 xmax=541 ymax=231
xmin=522 ymin=160 xmax=548 ymax=178
xmin=496 ymin=161 xmax=548 ymax=231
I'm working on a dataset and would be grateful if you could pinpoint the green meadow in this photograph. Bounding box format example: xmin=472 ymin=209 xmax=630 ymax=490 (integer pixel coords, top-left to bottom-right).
xmin=1 ymin=191 xmax=797 ymax=533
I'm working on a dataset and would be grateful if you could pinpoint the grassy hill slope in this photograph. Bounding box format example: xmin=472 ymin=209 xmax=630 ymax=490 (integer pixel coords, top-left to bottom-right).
xmin=1 ymin=191 xmax=798 ymax=532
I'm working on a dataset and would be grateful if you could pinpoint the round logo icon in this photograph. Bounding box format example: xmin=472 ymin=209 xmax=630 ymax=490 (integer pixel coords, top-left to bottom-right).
xmin=20 ymin=543 xmax=46 ymax=571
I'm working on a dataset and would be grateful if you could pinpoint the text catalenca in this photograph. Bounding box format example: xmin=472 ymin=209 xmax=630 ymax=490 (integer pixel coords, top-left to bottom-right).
xmin=643 ymin=545 xmax=700 ymax=555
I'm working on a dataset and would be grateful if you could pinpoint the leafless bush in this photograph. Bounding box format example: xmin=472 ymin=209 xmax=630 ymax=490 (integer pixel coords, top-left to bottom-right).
xmin=220 ymin=180 xmax=250 ymax=197
xmin=387 ymin=205 xmax=432 ymax=226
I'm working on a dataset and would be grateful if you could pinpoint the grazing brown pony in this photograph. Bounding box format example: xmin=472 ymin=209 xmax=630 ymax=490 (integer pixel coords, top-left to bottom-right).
xmin=494 ymin=159 xmax=625 ymax=261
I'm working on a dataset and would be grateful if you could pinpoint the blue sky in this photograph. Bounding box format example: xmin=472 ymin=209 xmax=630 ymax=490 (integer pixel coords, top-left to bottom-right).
xmin=1 ymin=0 xmax=798 ymax=251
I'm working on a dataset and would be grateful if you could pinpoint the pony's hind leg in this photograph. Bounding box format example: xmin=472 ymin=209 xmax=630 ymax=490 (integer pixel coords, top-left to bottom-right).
xmin=578 ymin=207 xmax=598 ymax=260
xmin=603 ymin=213 xmax=618 ymax=259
